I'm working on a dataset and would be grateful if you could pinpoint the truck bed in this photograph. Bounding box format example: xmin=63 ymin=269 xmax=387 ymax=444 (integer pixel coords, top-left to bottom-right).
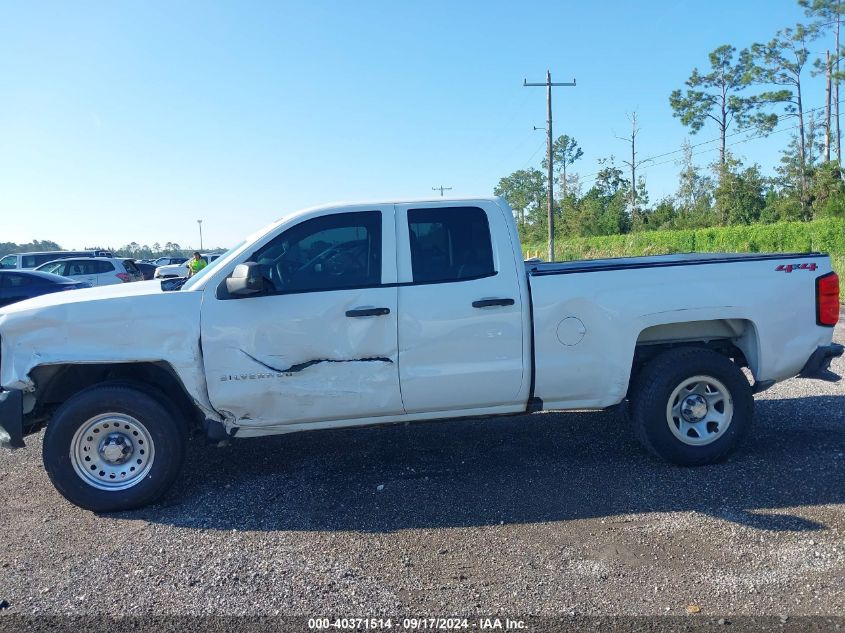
xmin=527 ymin=252 xmax=822 ymax=276
xmin=523 ymin=248 xmax=834 ymax=411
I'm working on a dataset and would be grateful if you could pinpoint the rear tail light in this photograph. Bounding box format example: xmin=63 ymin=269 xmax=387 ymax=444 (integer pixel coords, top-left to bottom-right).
xmin=816 ymin=272 xmax=840 ymax=326
xmin=116 ymin=273 xmax=131 ymax=283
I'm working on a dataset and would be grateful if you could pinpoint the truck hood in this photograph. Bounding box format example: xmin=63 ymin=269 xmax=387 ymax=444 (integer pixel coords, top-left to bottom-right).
xmin=0 ymin=279 xmax=168 ymax=316
xmin=0 ymin=280 xmax=205 ymax=392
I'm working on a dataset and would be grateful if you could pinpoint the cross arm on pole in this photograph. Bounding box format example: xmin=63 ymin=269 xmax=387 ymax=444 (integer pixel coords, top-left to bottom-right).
xmin=524 ymin=79 xmax=576 ymax=87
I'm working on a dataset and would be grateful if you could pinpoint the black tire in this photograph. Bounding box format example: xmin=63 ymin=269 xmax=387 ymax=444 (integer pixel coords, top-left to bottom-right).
xmin=629 ymin=347 xmax=753 ymax=466
xmin=43 ymin=383 xmax=187 ymax=512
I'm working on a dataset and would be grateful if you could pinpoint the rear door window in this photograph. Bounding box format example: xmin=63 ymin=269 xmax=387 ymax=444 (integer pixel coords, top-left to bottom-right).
xmin=94 ymin=261 xmax=115 ymax=273
xmin=407 ymin=207 xmax=495 ymax=283
xmin=66 ymin=260 xmax=96 ymax=276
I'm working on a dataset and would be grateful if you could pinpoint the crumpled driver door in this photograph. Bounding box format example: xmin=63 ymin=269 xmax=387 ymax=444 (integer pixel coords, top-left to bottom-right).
xmin=200 ymin=204 xmax=403 ymax=428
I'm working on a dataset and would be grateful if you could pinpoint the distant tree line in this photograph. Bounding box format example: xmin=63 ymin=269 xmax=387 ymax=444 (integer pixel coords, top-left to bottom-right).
xmin=0 ymin=240 xmax=62 ymax=257
xmin=86 ymin=242 xmax=226 ymax=258
xmin=496 ymin=0 xmax=845 ymax=247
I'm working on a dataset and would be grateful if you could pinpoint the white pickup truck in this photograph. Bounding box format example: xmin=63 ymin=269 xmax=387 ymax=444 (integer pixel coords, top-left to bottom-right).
xmin=0 ymin=198 xmax=841 ymax=511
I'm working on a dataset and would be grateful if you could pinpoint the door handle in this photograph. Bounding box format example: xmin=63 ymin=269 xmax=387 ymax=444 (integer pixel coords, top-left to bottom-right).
xmin=472 ymin=298 xmax=515 ymax=308
xmin=346 ymin=307 xmax=391 ymax=317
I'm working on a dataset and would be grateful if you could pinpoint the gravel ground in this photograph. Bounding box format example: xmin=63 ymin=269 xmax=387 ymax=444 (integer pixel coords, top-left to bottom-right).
xmin=0 ymin=323 xmax=843 ymax=623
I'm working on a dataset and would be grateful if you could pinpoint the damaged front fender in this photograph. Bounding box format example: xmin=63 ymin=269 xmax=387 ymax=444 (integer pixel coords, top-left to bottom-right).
xmin=0 ymin=282 xmax=222 ymax=423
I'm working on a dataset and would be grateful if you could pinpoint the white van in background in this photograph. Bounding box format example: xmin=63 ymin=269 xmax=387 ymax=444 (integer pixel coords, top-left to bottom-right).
xmin=0 ymin=250 xmax=113 ymax=270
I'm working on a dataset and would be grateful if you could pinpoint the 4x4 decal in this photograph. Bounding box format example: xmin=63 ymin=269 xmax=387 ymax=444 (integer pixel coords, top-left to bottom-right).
xmin=776 ymin=262 xmax=817 ymax=273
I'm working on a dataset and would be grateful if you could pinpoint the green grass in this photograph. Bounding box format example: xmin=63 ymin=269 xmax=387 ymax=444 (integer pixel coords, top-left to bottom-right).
xmin=522 ymin=218 xmax=845 ymax=301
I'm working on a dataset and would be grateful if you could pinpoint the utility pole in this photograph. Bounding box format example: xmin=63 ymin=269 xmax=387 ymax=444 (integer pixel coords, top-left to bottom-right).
xmin=616 ymin=112 xmax=650 ymax=225
xmin=432 ymin=185 xmax=452 ymax=197
xmin=836 ymin=0 xmax=842 ymax=164
xmin=826 ymin=50 xmax=832 ymax=163
xmin=197 ymin=219 xmax=203 ymax=251
xmin=524 ymin=70 xmax=575 ymax=261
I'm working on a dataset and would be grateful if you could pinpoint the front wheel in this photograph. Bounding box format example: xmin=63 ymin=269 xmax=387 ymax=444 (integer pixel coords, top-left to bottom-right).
xmin=630 ymin=347 xmax=754 ymax=466
xmin=43 ymin=384 xmax=186 ymax=511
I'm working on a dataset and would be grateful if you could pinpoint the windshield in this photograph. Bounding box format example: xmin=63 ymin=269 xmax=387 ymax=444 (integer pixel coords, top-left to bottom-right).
xmin=181 ymin=242 xmax=245 ymax=290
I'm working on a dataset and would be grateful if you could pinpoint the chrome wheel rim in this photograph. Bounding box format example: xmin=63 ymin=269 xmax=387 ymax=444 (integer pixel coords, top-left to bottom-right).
xmin=70 ymin=413 xmax=155 ymax=490
xmin=666 ymin=375 xmax=733 ymax=446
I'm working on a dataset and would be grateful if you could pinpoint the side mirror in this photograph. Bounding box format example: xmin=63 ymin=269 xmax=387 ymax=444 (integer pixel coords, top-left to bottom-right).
xmin=226 ymin=262 xmax=265 ymax=296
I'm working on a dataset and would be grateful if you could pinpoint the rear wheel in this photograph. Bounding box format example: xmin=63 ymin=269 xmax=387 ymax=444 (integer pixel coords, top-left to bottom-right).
xmin=43 ymin=384 xmax=186 ymax=511
xmin=630 ymin=347 xmax=753 ymax=466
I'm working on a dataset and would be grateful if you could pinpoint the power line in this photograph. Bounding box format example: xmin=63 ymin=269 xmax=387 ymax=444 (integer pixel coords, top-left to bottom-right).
xmin=578 ymin=98 xmax=845 ymax=181
xmin=640 ymin=102 xmax=845 ymax=174
xmin=522 ymin=138 xmax=547 ymax=168
xmin=633 ymin=100 xmax=833 ymax=166
xmin=431 ymin=185 xmax=452 ymax=197
xmin=637 ymin=124 xmax=799 ymax=173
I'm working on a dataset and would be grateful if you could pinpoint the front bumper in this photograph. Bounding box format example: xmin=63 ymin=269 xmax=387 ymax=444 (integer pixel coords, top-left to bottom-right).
xmin=799 ymin=344 xmax=844 ymax=382
xmin=0 ymin=389 xmax=24 ymax=449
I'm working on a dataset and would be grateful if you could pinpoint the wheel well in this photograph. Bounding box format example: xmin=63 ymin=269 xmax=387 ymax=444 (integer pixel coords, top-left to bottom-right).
xmin=629 ymin=319 xmax=758 ymax=397
xmin=29 ymin=362 xmax=204 ymax=431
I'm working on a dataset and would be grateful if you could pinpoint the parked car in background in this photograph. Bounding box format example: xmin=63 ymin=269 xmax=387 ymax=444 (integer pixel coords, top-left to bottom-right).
xmin=0 ymin=250 xmax=113 ymax=270
xmin=154 ymin=253 xmax=221 ymax=278
xmin=151 ymin=256 xmax=187 ymax=267
xmin=133 ymin=262 xmax=158 ymax=281
xmin=0 ymin=270 xmax=89 ymax=309
xmin=35 ymin=257 xmax=143 ymax=286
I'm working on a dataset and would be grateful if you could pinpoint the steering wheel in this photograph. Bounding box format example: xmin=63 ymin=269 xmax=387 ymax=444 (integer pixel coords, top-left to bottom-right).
xmin=271 ymin=259 xmax=297 ymax=288
xmin=323 ymin=244 xmax=368 ymax=275
xmin=257 ymin=257 xmax=293 ymax=291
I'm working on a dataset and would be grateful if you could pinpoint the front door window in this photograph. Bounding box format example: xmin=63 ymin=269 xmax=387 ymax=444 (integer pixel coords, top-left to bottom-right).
xmin=252 ymin=211 xmax=382 ymax=294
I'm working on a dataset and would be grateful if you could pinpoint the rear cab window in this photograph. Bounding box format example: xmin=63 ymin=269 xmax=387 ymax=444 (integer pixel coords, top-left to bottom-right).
xmin=407 ymin=206 xmax=495 ymax=283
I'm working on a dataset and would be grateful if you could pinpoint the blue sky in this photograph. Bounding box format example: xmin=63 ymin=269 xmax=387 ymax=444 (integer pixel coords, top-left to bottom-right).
xmin=0 ymin=0 xmax=823 ymax=249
